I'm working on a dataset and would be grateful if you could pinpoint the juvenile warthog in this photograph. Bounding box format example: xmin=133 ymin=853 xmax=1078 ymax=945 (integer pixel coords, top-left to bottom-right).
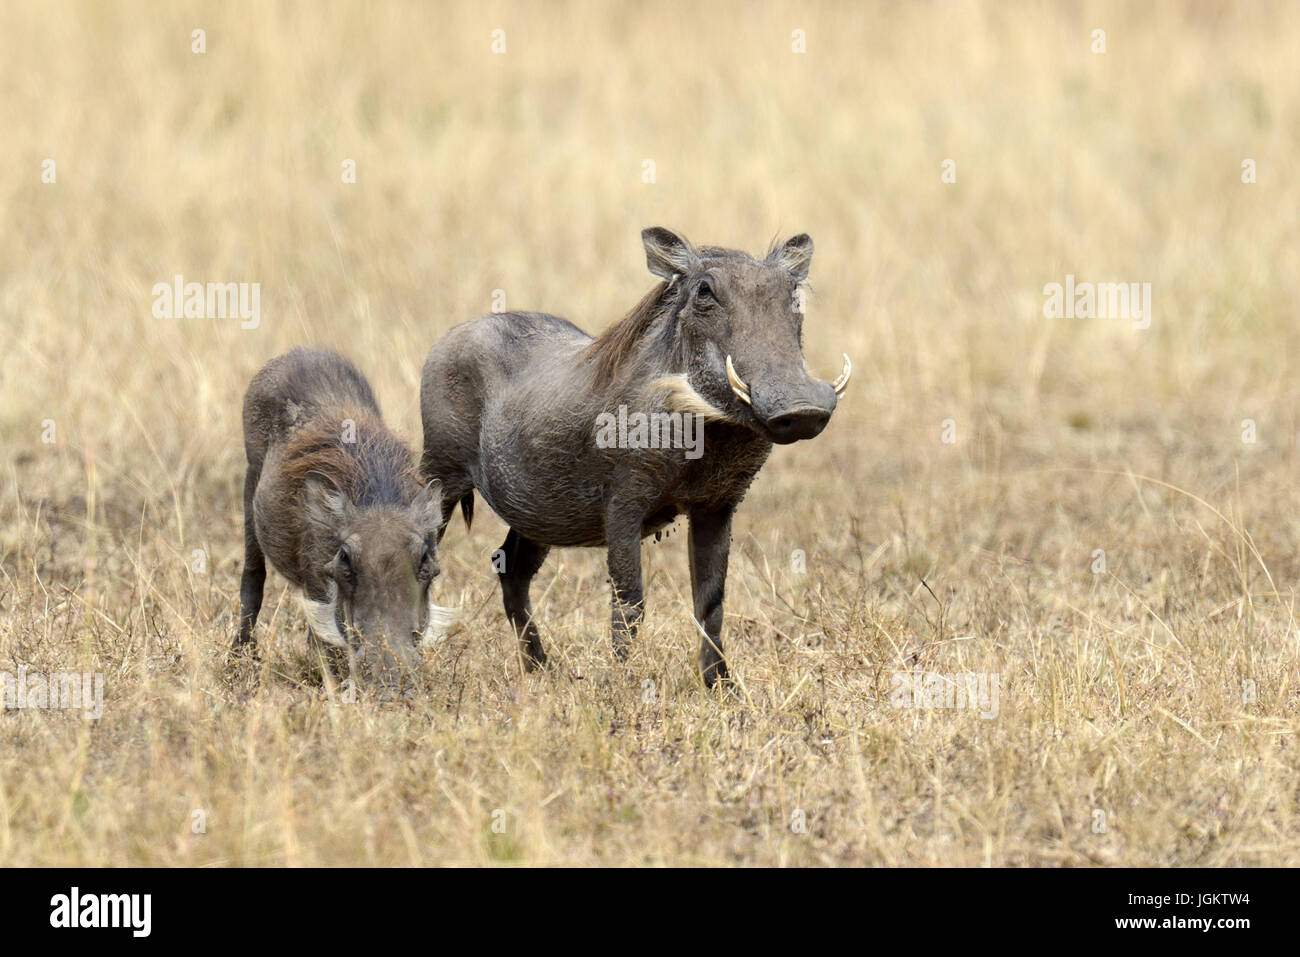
xmin=420 ymin=227 xmax=850 ymax=685
xmin=234 ymin=348 xmax=447 ymax=693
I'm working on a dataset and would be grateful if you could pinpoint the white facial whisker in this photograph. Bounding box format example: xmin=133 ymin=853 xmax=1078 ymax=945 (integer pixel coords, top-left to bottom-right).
xmin=301 ymin=582 xmax=347 ymax=646
xmin=650 ymin=374 xmax=733 ymax=422
xmin=422 ymin=600 xmax=460 ymax=645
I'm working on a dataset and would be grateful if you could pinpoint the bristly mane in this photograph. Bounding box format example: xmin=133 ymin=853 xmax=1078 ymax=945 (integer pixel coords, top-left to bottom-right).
xmin=279 ymin=405 xmax=420 ymax=507
xmin=582 ymin=281 xmax=678 ymax=385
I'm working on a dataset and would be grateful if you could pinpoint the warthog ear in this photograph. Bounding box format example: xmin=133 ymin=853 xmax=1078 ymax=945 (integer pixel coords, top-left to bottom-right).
xmin=642 ymin=227 xmax=701 ymax=281
xmin=304 ymin=475 xmax=351 ymax=532
xmin=767 ymin=233 xmax=814 ymax=282
xmin=410 ymin=479 xmax=443 ymax=531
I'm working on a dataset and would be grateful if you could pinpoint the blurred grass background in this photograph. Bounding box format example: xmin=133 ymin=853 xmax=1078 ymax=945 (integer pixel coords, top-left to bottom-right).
xmin=1 ymin=0 xmax=1298 ymax=865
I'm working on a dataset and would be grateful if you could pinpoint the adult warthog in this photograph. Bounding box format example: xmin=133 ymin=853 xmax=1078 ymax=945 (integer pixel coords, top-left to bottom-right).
xmin=420 ymin=227 xmax=850 ymax=686
xmin=234 ymin=348 xmax=447 ymax=695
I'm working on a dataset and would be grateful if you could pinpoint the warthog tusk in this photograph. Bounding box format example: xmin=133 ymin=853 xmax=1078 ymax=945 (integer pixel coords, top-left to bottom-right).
xmin=725 ymin=355 xmax=751 ymax=406
xmin=832 ymin=353 xmax=852 ymax=396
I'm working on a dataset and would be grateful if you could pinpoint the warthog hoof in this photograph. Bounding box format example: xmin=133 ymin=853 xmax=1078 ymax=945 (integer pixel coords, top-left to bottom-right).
xmin=702 ymin=656 xmax=730 ymax=689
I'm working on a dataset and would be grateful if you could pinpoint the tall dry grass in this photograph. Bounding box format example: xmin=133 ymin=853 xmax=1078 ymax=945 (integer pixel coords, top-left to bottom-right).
xmin=1 ymin=0 xmax=1298 ymax=864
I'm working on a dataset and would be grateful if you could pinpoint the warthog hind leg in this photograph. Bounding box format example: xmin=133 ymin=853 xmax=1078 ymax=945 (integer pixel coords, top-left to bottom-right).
xmin=497 ymin=528 xmax=550 ymax=669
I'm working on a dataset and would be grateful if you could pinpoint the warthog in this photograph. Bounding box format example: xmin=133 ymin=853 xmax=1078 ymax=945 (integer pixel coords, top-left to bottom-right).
xmin=233 ymin=348 xmax=446 ymax=693
xmin=420 ymin=227 xmax=850 ymax=685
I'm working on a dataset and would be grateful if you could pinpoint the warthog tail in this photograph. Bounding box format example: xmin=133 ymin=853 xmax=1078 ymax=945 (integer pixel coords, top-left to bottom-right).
xmin=459 ymin=493 xmax=474 ymax=532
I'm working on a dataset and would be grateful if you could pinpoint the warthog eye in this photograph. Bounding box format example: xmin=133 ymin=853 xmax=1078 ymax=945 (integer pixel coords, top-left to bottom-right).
xmin=695 ymin=279 xmax=716 ymax=303
xmin=419 ymin=543 xmax=438 ymax=580
xmin=332 ymin=546 xmax=354 ymax=583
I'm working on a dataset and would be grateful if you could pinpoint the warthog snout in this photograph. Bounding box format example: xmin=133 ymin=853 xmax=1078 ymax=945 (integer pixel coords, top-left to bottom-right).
xmin=764 ymin=400 xmax=835 ymax=443
xmin=725 ymin=353 xmax=849 ymax=444
xmin=344 ymin=626 xmax=421 ymax=697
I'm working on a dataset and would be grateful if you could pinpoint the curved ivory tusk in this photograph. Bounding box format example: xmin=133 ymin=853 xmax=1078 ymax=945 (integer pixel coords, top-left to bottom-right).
xmin=725 ymin=354 xmax=752 ymax=405
xmin=831 ymin=353 xmax=852 ymax=396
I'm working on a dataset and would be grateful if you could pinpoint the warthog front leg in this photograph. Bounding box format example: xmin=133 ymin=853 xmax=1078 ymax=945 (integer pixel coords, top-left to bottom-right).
xmin=233 ymin=468 xmax=265 ymax=655
xmin=688 ymin=505 xmax=734 ymax=687
xmin=497 ymin=528 xmax=550 ymax=669
xmin=605 ymin=506 xmax=645 ymax=661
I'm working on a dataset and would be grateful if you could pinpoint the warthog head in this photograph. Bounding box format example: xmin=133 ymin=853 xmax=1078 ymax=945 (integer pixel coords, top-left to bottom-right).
xmin=643 ymin=226 xmax=850 ymax=444
xmin=303 ymin=478 xmax=444 ymax=694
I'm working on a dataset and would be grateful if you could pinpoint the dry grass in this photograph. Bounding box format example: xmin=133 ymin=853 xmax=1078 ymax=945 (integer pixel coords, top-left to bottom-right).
xmin=3 ymin=0 xmax=1299 ymax=866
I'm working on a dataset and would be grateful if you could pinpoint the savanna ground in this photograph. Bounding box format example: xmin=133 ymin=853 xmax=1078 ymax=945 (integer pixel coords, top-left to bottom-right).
xmin=2 ymin=0 xmax=1298 ymax=866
